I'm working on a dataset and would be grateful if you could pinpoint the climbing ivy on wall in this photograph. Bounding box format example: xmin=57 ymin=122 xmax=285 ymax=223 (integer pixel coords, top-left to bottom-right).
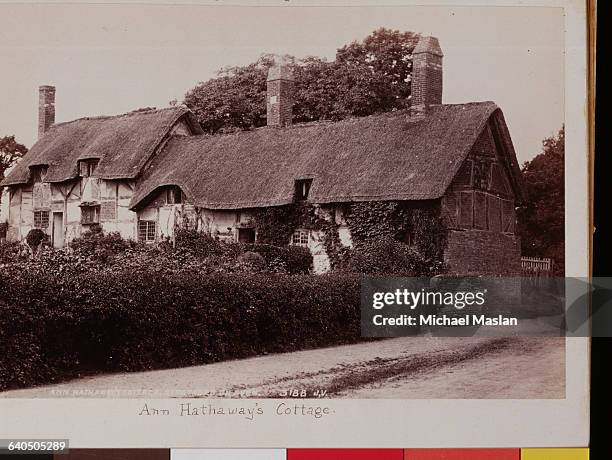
xmin=248 ymin=203 xmax=313 ymax=246
xmin=247 ymin=202 xmax=342 ymax=266
xmin=407 ymin=207 xmax=447 ymax=264
xmin=344 ymin=201 xmax=411 ymax=245
xmin=345 ymin=201 xmax=447 ymax=265
xmin=247 ymin=200 xmax=447 ymax=272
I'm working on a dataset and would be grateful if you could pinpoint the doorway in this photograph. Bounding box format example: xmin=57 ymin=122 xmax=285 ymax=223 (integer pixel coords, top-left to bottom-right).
xmin=52 ymin=212 xmax=64 ymax=248
xmin=238 ymin=227 xmax=256 ymax=244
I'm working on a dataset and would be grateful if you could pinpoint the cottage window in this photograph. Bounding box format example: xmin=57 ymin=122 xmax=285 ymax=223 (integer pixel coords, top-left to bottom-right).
xmin=165 ymin=186 xmax=182 ymax=205
xmin=80 ymin=205 xmax=100 ymax=225
xmin=291 ymin=229 xmax=310 ymax=247
xmin=79 ymin=159 xmax=99 ymax=178
xmin=138 ymin=220 xmax=157 ymax=242
xmin=295 ymin=179 xmax=313 ymax=201
xmin=34 ymin=210 xmax=50 ymax=229
xmin=30 ymin=166 xmax=47 ymax=183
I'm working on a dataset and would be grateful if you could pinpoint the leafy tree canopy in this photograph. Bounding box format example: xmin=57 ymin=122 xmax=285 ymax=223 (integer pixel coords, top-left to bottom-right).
xmin=0 ymin=135 xmax=27 ymax=183
xmin=517 ymin=127 xmax=565 ymax=273
xmin=183 ymin=28 xmax=421 ymax=134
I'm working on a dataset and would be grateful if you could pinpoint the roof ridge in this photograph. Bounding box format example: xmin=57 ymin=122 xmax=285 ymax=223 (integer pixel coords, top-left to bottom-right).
xmin=170 ymin=101 xmax=498 ymax=142
xmin=51 ymin=106 xmax=186 ymax=129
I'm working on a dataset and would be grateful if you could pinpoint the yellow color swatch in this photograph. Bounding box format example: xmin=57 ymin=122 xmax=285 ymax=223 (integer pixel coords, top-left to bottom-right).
xmin=521 ymin=449 xmax=589 ymax=460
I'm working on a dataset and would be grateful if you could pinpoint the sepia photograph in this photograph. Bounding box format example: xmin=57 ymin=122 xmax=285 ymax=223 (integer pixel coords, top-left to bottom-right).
xmin=0 ymin=3 xmax=568 ymax=401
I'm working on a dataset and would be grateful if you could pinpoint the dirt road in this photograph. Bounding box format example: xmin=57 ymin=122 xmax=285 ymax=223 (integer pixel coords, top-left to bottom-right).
xmin=1 ymin=336 xmax=564 ymax=399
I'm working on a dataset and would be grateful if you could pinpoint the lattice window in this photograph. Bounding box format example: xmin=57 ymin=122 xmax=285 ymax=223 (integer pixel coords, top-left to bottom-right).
xmin=34 ymin=210 xmax=49 ymax=229
xmin=81 ymin=205 xmax=100 ymax=225
xmin=291 ymin=229 xmax=310 ymax=247
xmin=138 ymin=220 xmax=157 ymax=242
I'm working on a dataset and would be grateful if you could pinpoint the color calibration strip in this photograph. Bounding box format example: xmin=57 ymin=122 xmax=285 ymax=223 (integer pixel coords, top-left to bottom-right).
xmin=3 ymin=448 xmax=589 ymax=459
xmin=168 ymin=448 xmax=591 ymax=460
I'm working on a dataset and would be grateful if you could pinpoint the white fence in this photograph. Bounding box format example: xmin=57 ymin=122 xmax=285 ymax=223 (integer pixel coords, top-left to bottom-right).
xmin=521 ymin=256 xmax=553 ymax=276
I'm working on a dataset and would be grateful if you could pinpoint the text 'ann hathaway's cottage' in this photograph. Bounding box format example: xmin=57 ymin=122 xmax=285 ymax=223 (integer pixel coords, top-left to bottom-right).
xmin=0 ymin=36 xmax=525 ymax=275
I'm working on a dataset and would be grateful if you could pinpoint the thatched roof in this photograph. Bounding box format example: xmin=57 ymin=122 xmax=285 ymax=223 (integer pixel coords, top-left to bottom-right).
xmin=1 ymin=107 xmax=202 ymax=186
xmin=131 ymin=102 xmax=524 ymax=210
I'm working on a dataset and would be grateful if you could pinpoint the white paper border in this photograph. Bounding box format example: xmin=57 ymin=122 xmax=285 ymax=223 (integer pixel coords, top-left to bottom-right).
xmin=0 ymin=0 xmax=589 ymax=448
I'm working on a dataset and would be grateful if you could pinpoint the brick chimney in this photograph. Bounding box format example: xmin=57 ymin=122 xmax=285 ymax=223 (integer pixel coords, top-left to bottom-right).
xmin=266 ymin=62 xmax=294 ymax=127
xmin=411 ymin=36 xmax=443 ymax=116
xmin=38 ymin=85 xmax=56 ymax=139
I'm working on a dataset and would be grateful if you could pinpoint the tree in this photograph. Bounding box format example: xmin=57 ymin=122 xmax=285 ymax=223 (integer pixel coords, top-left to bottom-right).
xmin=184 ymin=54 xmax=277 ymax=134
xmin=0 ymin=135 xmax=28 ymax=209
xmin=335 ymin=28 xmax=420 ymax=103
xmin=0 ymin=135 xmax=27 ymax=183
xmin=183 ymin=28 xmax=421 ymax=134
xmin=517 ymin=127 xmax=565 ymax=274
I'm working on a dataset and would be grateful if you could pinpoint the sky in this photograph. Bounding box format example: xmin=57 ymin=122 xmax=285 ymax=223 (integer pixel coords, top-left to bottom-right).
xmin=0 ymin=3 xmax=564 ymax=164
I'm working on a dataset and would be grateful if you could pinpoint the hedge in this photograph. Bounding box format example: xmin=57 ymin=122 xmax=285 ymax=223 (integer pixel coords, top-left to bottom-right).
xmin=0 ymin=266 xmax=360 ymax=391
xmin=243 ymin=243 xmax=312 ymax=274
xmin=335 ymin=237 xmax=444 ymax=277
xmin=65 ymin=229 xmax=313 ymax=274
xmin=0 ymin=241 xmax=27 ymax=264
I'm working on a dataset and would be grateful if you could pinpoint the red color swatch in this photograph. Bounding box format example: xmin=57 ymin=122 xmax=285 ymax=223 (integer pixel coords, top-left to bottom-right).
xmin=288 ymin=449 xmax=404 ymax=460
xmin=404 ymin=449 xmax=520 ymax=460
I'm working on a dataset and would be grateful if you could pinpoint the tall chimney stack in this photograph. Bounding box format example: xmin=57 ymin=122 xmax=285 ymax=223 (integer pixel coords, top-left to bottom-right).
xmin=266 ymin=61 xmax=294 ymax=127
xmin=411 ymin=36 xmax=443 ymax=116
xmin=38 ymin=85 xmax=56 ymax=139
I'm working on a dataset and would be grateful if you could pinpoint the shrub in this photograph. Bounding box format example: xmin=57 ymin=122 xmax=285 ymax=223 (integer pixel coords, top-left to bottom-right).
xmin=70 ymin=226 xmax=135 ymax=262
xmin=237 ymin=251 xmax=266 ymax=271
xmin=244 ymin=243 xmax=313 ymax=274
xmin=6 ymin=227 xmax=311 ymax=275
xmin=336 ymin=237 xmax=444 ymax=277
xmin=25 ymin=229 xmax=47 ymax=250
xmin=0 ymin=241 xmax=27 ymax=264
xmin=174 ymin=227 xmax=228 ymax=258
xmin=0 ymin=265 xmax=361 ymax=391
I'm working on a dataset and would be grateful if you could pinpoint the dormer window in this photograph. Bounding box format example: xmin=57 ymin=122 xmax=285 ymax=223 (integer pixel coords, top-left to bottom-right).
xmin=79 ymin=159 xmax=99 ymax=178
xmin=294 ymin=179 xmax=313 ymax=202
xmin=165 ymin=186 xmax=183 ymax=205
xmin=30 ymin=166 xmax=47 ymax=183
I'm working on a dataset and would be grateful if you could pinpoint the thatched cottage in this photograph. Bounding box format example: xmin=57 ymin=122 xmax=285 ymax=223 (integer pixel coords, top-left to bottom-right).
xmin=0 ymin=36 xmax=524 ymax=274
